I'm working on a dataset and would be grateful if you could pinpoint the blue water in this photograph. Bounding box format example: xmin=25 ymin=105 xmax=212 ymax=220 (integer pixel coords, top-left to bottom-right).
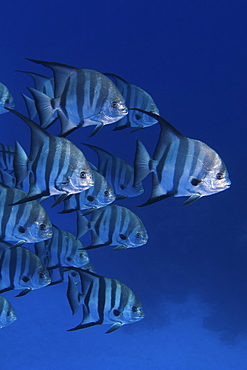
xmin=1 ymin=1 xmax=247 ymax=369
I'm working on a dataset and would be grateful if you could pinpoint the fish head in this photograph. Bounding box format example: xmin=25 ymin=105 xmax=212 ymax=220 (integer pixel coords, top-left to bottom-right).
xmin=23 ymin=258 xmax=51 ymax=290
xmin=55 ymin=168 xmax=94 ymax=194
xmin=5 ymin=308 xmax=17 ymax=326
xmin=190 ymin=158 xmax=231 ymax=197
xmin=66 ymin=248 xmax=90 ymax=268
xmin=13 ymin=202 xmax=53 ymax=244
xmin=54 ymin=139 xmax=94 ymax=194
xmin=84 ymin=172 xmax=116 ymax=209
xmin=18 ymin=255 xmax=51 ymax=291
xmin=93 ymin=184 xmax=116 ymax=208
xmin=101 ymin=90 xmax=128 ymax=123
xmin=56 ymin=152 xmax=94 ymax=195
xmin=109 ymin=285 xmax=144 ymax=325
xmin=0 ymin=303 xmax=17 ymax=327
xmin=120 ymin=222 xmax=148 ymax=248
xmin=0 ymin=82 xmax=15 ymax=114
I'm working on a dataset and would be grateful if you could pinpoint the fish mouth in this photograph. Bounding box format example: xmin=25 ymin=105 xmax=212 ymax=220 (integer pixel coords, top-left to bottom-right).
xmin=44 ymin=276 xmax=52 ymax=286
xmin=43 ymin=228 xmax=53 ymax=240
xmin=121 ymin=107 xmax=128 ymax=115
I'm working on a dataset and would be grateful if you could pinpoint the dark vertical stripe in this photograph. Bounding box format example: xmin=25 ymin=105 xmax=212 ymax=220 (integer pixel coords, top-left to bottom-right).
xmin=173 ymin=138 xmax=189 ymax=194
xmin=9 ymin=248 xmax=18 ymax=289
xmin=84 ymin=280 xmax=94 ymax=311
xmin=60 ymin=75 xmax=71 ymax=117
xmin=97 ymin=276 xmax=106 ymax=324
xmin=1 ymin=187 xmax=15 ymax=239
xmin=156 ymin=144 xmax=171 ymax=185
xmin=76 ymin=70 xmax=85 ymax=124
xmin=45 ymin=138 xmax=58 ymax=192
xmin=111 ymin=279 xmax=117 ymax=309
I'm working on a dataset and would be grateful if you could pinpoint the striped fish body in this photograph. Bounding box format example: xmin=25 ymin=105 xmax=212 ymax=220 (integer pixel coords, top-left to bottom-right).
xmin=26 ymin=59 xmax=128 ymax=136
xmin=134 ymin=110 xmax=231 ymax=205
xmin=0 ymin=183 xmax=52 ymax=244
xmin=0 ymin=243 xmax=51 ymax=294
xmin=105 ymin=73 xmax=159 ymax=130
xmin=0 ymin=82 xmax=14 ymax=114
xmin=9 ymin=109 xmax=94 ymax=203
xmin=0 ymin=296 xmax=17 ymax=328
xmin=60 ymin=169 xmax=116 ymax=214
xmin=34 ymin=225 xmax=90 ymax=269
xmin=84 ymin=143 xmax=144 ymax=199
xmin=77 ymin=204 xmax=148 ymax=250
xmin=0 ymin=143 xmax=15 ymax=173
xmin=66 ymin=269 xmax=144 ymax=333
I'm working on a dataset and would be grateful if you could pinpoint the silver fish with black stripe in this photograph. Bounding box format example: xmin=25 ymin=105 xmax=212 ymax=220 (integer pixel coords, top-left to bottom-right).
xmin=0 ymin=242 xmax=51 ymax=296
xmin=58 ymin=168 xmax=115 ymax=214
xmin=77 ymin=204 xmax=148 ymax=250
xmin=34 ymin=224 xmax=90 ymax=269
xmin=6 ymin=109 xmax=94 ymax=204
xmin=34 ymin=225 xmax=91 ymax=285
xmin=26 ymin=59 xmax=128 ymax=136
xmin=133 ymin=109 xmax=231 ymax=205
xmin=0 ymin=183 xmax=52 ymax=245
xmin=66 ymin=268 xmax=144 ymax=333
xmin=105 ymin=73 xmax=159 ymax=131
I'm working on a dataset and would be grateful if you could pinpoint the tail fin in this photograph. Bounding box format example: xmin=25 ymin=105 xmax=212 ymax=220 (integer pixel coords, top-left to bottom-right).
xmin=67 ymin=275 xmax=82 ymax=315
xmin=134 ymin=139 xmax=152 ymax=186
xmin=76 ymin=211 xmax=90 ymax=239
xmin=27 ymin=87 xmax=55 ymax=129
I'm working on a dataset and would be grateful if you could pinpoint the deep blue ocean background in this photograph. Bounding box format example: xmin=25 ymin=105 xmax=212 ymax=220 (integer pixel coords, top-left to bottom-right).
xmin=1 ymin=1 xmax=247 ymax=369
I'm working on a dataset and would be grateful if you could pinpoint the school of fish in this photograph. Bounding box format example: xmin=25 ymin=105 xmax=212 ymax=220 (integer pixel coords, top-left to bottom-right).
xmin=0 ymin=59 xmax=230 ymax=332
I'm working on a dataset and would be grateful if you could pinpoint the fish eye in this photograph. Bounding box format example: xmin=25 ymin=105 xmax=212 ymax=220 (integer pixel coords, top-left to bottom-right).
xmin=135 ymin=113 xmax=142 ymax=120
xmin=216 ymin=172 xmax=224 ymax=180
xmin=112 ymin=101 xmax=119 ymax=108
xmin=39 ymin=223 xmax=46 ymax=231
xmin=22 ymin=276 xmax=30 ymax=283
xmin=191 ymin=178 xmax=202 ymax=186
xmin=79 ymin=252 xmax=84 ymax=258
xmin=113 ymin=309 xmax=121 ymax=316
xmin=132 ymin=306 xmax=138 ymax=313
xmin=67 ymin=257 xmax=72 ymax=262
xmin=6 ymin=311 xmax=11 ymax=317
xmin=39 ymin=273 xmax=45 ymax=279
xmin=5 ymin=99 xmax=9 ymax=104
xmin=104 ymin=190 xmax=109 ymax=196
xmin=80 ymin=171 xmax=86 ymax=178
xmin=18 ymin=226 xmax=26 ymax=234
xmin=136 ymin=232 xmax=141 ymax=238
xmin=71 ymin=272 xmax=77 ymax=277
xmin=120 ymin=234 xmax=127 ymax=240
xmin=87 ymin=195 xmax=94 ymax=202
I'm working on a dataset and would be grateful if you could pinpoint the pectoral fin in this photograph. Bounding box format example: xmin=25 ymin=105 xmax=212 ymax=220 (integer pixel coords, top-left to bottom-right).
xmin=105 ymin=322 xmax=123 ymax=334
xmin=183 ymin=194 xmax=202 ymax=205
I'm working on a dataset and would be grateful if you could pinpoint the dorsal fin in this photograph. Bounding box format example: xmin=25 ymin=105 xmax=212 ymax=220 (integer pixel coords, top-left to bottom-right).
xmin=26 ymin=59 xmax=78 ymax=98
